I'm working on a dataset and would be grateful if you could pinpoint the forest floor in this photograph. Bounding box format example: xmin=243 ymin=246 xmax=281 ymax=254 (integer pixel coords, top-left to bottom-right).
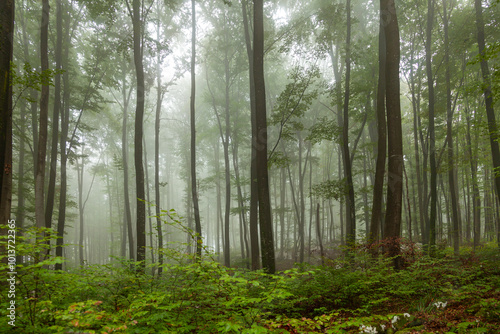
xmin=1 ymin=236 xmax=499 ymax=333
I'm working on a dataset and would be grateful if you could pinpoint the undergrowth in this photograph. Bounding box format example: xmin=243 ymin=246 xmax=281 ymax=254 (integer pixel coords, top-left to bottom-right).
xmin=0 ymin=227 xmax=499 ymax=333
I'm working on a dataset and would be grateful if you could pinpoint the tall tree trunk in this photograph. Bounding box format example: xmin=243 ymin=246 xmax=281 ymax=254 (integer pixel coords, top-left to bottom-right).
xmin=55 ymin=11 xmax=71 ymax=270
xmin=342 ymin=0 xmax=356 ymax=246
xmin=369 ymin=5 xmax=387 ymax=246
xmin=143 ymin=137 xmax=155 ymax=270
xmin=254 ymin=0 xmax=275 ymax=274
xmin=474 ymin=0 xmax=500 ymax=224
xmin=223 ymin=41 xmax=232 ymax=267
xmin=45 ymin=0 xmax=62 ymax=232
xmin=442 ymin=0 xmax=460 ymax=255
xmin=383 ymin=0 xmax=404 ymax=269
xmin=426 ymin=0 xmax=437 ymax=254
xmin=241 ymin=0 xmax=260 ymax=270
xmin=77 ymin=150 xmax=85 ymax=265
xmin=465 ymin=107 xmax=481 ymax=249
xmin=190 ymin=0 xmax=202 ymax=259
xmin=0 ymin=0 xmax=14 ymax=252
xmin=154 ymin=9 xmax=164 ymax=274
xmin=35 ymin=0 xmax=50 ymax=237
xmin=132 ymin=0 xmax=146 ymax=270
xmin=121 ymin=68 xmax=134 ymax=261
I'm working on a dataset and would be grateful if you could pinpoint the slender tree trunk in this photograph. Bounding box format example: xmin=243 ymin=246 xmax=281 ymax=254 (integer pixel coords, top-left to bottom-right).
xmin=383 ymin=0 xmax=404 ymax=269
xmin=77 ymin=151 xmax=85 ymax=265
xmin=154 ymin=11 xmax=164 ymax=274
xmin=426 ymin=0 xmax=437 ymax=254
xmin=279 ymin=168 xmax=286 ymax=259
xmin=190 ymin=0 xmax=202 ymax=259
xmin=55 ymin=13 xmax=71 ymax=270
xmin=143 ymin=137 xmax=155 ymax=270
xmin=241 ymin=0 xmax=260 ymax=270
xmin=254 ymin=0 xmax=275 ymax=274
xmin=343 ymin=0 xmax=356 ymax=246
xmin=132 ymin=0 xmax=146 ymax=270
xmin=223 ymin=44 xmax=231 ymax=267
xmin=474 ymin=0 xmax=500 ymax=223
xmin=369 ymin=6 xmax=387 ymax=246
xmin=465 ymin=107 xmax=481 ymax=249
xmin=45 ymin=0 xmax=62 ymax=233
xmin=316 ymin=203 xmax=324 ymax=265
xmin=0 ymin=0 xmax=14 ymax=254
xmin=443 ymin=0 xmax=460 ymax=255
xmin=121 ymin=68 xmax=134 ymax=261
xmin=35 ymin=0 xmax=50 ymax=237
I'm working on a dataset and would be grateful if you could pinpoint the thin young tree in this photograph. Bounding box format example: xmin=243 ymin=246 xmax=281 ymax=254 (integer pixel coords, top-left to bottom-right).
xmin=35 ymin=0 xmax=50 ymax=236
xmin=442 ymin=0 xmax=460 ymax=255
xmin=425 ymin=0 xmax=437 ymax=254
xmin=190 ymin=0 xmax=202 ymax=259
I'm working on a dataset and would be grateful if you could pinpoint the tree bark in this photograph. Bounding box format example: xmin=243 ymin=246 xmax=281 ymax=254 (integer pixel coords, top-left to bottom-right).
xmin=55 ymin=10 xmax=71 ymax=270
xmin=254 ymin=0 xmax=275 ymax=274
xmin=442 ymin=0 xmax=460 ymax=255
xmin=155 ymin=8 xmax=164 ymax=274
xmin=383 ymin=0 xmax=404 ymax=269
xmin=121 ymin=66 xmax=134 ymax=261
xmin=132 ymin=0 xmax=146 ymax=270
xmin=342 ymin=0 xmax=356 ymax=246
xmin=474 ymin=0 xmax=500 ymax=229
xmin=190 ymin=0 xmax=202 ymax=259
xmin=45 ymin=0 xmax=62 ymax=232
xmin=425 ymin=0 xmax=437 ymax=254
xmin=0 ymin=0 xmax=13 ymax=254
xmin=369 ymin=3 xmax=387 ymax=246
xmin=35 ymin=0 xmax=50 ymax=237
xmin=241 ymin=0 xmax=260 ymax=270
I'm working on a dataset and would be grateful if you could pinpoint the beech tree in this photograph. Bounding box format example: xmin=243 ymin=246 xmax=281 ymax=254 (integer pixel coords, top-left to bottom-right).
xmin=383 ymin=0 xmax=403 ymax=269
xmin=0 ymin=0 xmax=14 ymax=236
xmin=254 ymin=0 xmax=275 ymax=274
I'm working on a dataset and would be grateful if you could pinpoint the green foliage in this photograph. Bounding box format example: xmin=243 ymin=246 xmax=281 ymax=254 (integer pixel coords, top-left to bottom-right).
xmin=1 ymin=230 xmax=499 ymax=333
xmin=311 ymin=179 xmax=348 ymax=201
xmin=307 ymin=117 xmax=342 ymax=145
xmin=11 ymin=62 xmax=63 ymax=107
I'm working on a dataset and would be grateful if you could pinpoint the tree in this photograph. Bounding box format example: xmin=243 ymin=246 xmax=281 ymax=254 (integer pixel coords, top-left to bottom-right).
xmin=0 ymin=0 xmax=14 ymax=241
xmin=35 ymin=0 xmax=50 ymax=237
xmin=342 ymin=0 xmax=355 ymax=246
xmin=254 ymin=0 xmax=275 ymax=274
xmin=442 ymin=0 xmax=460 ymax=256
xmin=383 ymin=0 xmax=403 ymax=269
xmin=474 ymin=0 xmax=500 ymax=224
xmin=425 ymin=0 xmax=437 ymax=254
xmin=241 ymin=0 xmax=260 ymax=270
xmin=45 ymin=0 xmax=62 ymax=233
xmin=190 ymin=0 xmax=202 ymax=259
xmin=131 ymin=0 xmax=146 ymax=270
xmin=369 ymin=0 xmax=386 ymax=246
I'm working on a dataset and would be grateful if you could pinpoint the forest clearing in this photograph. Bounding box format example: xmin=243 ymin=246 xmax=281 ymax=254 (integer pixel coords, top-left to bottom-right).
xmin=1 ymin=0 xmax=500 ymax=332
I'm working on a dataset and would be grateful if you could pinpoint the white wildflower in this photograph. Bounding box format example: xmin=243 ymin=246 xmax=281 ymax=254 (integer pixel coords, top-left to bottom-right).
xmin=359 ymin=324 xmax=378 ymax=334
xmin=433 ymin=301 xmax=447 ymax=309
xmin=392 ymin=315 xmax=400 ymax=324
xmin=404 ymin=313 xmax=411 ymax=318
xmin=380 ymin=324 xmax=386 ymax=331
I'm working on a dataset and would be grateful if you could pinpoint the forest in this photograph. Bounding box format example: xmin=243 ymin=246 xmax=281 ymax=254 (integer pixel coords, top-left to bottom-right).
xmin=0 ymin=0 xmax=500 ymax=332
